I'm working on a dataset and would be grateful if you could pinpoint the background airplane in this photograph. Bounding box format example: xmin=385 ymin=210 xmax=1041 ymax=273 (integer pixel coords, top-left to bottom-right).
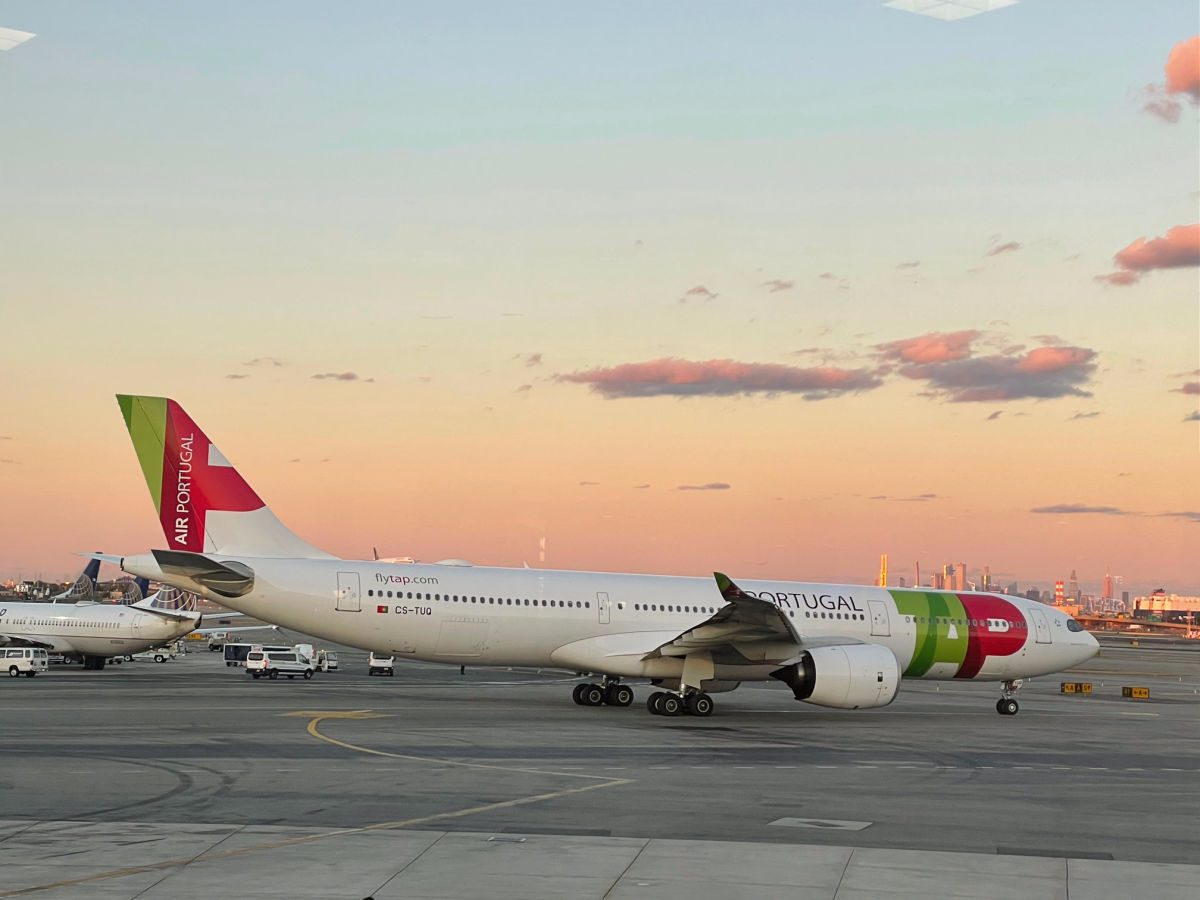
xmin=109 ymin=394 xmax=1098 ymax=715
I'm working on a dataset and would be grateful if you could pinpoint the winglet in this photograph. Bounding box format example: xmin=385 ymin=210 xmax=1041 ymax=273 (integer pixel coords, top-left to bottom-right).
xmin=714 ymin=572 xmax=751 ymax=602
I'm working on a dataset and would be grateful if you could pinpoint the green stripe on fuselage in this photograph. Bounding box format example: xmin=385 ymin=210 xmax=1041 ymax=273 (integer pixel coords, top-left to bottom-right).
xmin=117 ymin=394 xmax=167 ymax=513
xmin=890 ymin=590 xmax=968 ymax=677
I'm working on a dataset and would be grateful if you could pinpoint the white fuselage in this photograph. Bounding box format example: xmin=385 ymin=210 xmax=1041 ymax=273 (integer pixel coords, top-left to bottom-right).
xmin=126 ymin=556 xmax=1098 ymax=684
xmin=0 ymin=600 xmax=196 ymax=657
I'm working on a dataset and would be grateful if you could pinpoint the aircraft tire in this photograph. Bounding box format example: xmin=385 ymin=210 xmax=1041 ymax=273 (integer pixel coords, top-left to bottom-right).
xmin=686 ymin=693 xmax=714 ymax=717
xmin=659 ymin=694 xmax=683 ymax=717
xmin=647 ymin=691 xmax=665 ymax=715
xmin=572 ymin=684 xmax=588 ymax=705
xmin=998 ymin=698 xmax=1019 ymax=716
xmin=269 ymin=670 xmax=279 ymax=680
xmin=606 ymin=684 xmax=634 ymax=707
xmin=582 ymin=685 xmax=604 ymax=706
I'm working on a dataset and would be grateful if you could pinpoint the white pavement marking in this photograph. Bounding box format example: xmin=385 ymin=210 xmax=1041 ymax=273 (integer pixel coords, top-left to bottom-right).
xmin=770 ymin=816 xmax=872 ymax=831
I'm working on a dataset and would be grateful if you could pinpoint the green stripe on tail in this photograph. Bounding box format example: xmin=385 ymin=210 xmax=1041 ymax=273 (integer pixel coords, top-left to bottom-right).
xmin=117 ymin=394 xmax=167 ymax=513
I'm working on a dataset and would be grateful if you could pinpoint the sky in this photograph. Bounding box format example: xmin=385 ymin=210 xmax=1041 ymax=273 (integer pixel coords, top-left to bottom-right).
xmin=1 ymin=1 xmax=1197 ymax=595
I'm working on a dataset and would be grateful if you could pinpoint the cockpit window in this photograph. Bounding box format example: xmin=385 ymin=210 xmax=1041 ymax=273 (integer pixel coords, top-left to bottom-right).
xmin=1066 ymin=619 xmax=1084 ymax=633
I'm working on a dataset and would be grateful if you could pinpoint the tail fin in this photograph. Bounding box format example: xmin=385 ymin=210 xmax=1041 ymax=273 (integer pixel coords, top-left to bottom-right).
xmin=116 ymin=395 xmax=333 ymax=559
xmin=53 ymin=555 xmax=103 ymax=601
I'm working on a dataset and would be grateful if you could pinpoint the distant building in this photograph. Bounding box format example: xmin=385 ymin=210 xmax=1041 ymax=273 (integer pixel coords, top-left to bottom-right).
xmin=1054 ymin=581 xmax=1064 ymax=605
xmin=1132 ymin=592 xmax=1200 ymax=624
xmin=955 ymin=563 xmax=967 ymax=592
xmin=1102 ymin=570 xmax=1114 ymax=600
xmin=1069 ymin=569 xmax=1080 ymax=601
xmin=981 ymin=566 xmax=991 ymax=592
xmin=897 ymin=576 xmax=907 ymax=588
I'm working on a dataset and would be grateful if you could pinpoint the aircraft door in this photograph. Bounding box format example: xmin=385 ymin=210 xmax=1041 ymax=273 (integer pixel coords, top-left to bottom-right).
xmin=868 ymin=600 xmax=891 ymax=637
xmin=596 ymin=592 xmax=611 ymax=625
xmin=1030 ymin=608 xmax=1051 ymax=644
xmin=336 ymin=572 xmax=362 ymax=612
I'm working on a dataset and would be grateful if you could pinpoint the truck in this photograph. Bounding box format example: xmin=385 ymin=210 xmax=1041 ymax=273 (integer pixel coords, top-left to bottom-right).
xmin=222 ymin=643 xmax=256 ymax=667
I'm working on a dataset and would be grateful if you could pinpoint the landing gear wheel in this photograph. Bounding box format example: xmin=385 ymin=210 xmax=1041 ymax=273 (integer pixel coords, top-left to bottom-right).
xmin=605 ymin=684 xmax=634 ymax=707
xmin=659 ymin=694 xmax=683 ymax=717
xmin=686 ymin=693 xmax=714 ymax=717
xmin=572 ymin=683 xmax=589 ymax=705
xmin=647 ymin=691 xmax=666 ymax=715
xmin=582 ymin=684 xmax=605 ymax=706
xmin=997 ymin=698 xmax=1019 ymax=716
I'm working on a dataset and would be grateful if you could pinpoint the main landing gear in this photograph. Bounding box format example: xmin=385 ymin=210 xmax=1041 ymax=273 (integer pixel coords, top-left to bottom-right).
xmin=995 ymin=679 xmax=1022 ymax=716
xmin=647 ymin=690 xmax=714 ymax=718
xmin=572 ymin=678 xmax=634 ymax=708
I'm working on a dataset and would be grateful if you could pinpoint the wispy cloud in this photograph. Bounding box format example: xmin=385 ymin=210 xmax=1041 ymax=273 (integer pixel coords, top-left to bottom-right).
xmin=986 ymin=240 xmax=1021 ymax=257
xmin=312 ymin=372 xmax=361 ymax=381
xmin=556 ymin=358 xmax=883 ymax=400
xmin=1157 ymin=510 xmax=1200 ymax=523
xmin=633 ymin=484 xmax=651 ymax=490
xmin=678 ymin=482 xmax=731 ymax=491
xmin=1096 ymin=223 xmax=1200 ymax=286
xmin=516 ymin=384 xmax=533 ymax=392
xmin=524 ymin=353 xmax=543 ymax=367
xmin=762 ymin=279 xmax=794 ymax=293
xmin=1170 ymin=381 xmax=1200 ymax=395
xmin=244 ymin=357 xmax=284 ymax=368
xmin=1185 ymin=410 xmax=1200 ymax=422
xmin=986 ymin=410 xmax=1004 ymax=421
xmin=817 ymin=272 xmax=836 ymax=280
xmin=578 ymin=481 xmax=600 ymax=487
xmin=1031 ymin=503 xmax=1130 ymax=516
xmin=0 ymin=459 xmax=18 ymax=465
xmin=1069 ymin=411 xmax=1101 ymax=420
xmin=1141 ymin=35 xmax=1200 ymax=122
xmin=896 ymin=260 xmax=921 ymax=270
xmin=225 ymin=373 xmax=250 ymax=380
xmin=870 ymin=493 xmax=940 ymax=502
xmin=681 ymin=285 xmax=718 ymax=302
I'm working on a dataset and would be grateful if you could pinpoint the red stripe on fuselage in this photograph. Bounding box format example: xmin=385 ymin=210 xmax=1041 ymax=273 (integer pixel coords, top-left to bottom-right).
xmin=956 ymin=593 xmax=1026 ymax=679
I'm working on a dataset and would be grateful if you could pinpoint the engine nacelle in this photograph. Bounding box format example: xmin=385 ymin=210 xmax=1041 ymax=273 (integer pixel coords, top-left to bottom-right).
xmin=771 ymin=644 xmax=900 ymax=709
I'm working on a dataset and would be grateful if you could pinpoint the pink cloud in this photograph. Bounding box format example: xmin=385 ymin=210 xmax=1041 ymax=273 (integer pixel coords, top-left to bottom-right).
xmin=1172 ymin=381 xmax=1200 ymax=395
xmin=682 ymin=285 xmax=717 ymax=302
xmin=1097 ymin=223 xmax=1200 ymax=285
xmin=762 ymin=279 xmax=794 ymax=293
xmin=876 ymin=330 xmax=979 ymax=365
xmin=1142 ymin=36 xmax=1199 ymax=122
xmin=555 ymin=358 xmax=883 ymax=400
xmin=1165 ymin=35 xmax=1200 ymax=101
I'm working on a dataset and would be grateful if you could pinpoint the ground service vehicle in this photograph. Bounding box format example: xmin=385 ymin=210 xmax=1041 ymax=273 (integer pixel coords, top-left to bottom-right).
xmin=317 ymin=650 xmax=338 ymax=671
xmin=5 ymin=648 xmax=48 ymax=677
xmin=245 ymin=650 xmax=314 ymax=680
xmin=368 ymin=653 xmax=394 ymax=676
xmin=132 ymin=648 xmax=170 ymax=663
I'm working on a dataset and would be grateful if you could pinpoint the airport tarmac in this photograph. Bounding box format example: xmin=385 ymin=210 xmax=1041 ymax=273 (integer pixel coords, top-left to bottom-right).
xmin=1 ymin=642 xmax=1198 ymax=898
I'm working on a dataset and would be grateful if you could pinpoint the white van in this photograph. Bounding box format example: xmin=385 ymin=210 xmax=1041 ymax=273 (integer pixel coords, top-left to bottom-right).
xmin=5 ymin=648 xmax=49 ymax=678
xmin=245 ymin=650 xmax=314 ymax=680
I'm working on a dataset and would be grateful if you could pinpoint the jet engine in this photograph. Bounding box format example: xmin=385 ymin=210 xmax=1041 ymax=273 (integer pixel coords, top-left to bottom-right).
xmin=770 ymin=644 xmax=900 ymax=709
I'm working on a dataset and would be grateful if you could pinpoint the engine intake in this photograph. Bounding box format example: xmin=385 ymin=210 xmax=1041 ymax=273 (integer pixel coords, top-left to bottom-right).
xmin=771 ymin=644 xmax=900 ymax=709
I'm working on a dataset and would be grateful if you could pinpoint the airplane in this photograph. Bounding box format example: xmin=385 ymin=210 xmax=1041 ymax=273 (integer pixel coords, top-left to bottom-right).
xmin=103 ymin=394 xmax=1099 ymax=716
xmin=0 ymin=581 xmax=201 ymax=670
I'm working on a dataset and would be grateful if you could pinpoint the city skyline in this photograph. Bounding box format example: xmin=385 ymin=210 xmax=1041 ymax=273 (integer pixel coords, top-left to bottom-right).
xmin=1 ymin=2 xmax=1197 ymax=591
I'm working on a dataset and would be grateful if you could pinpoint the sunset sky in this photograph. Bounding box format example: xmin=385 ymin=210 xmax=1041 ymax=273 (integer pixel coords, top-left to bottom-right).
xmin=2 ymin=2 xmax=1197 ymax=595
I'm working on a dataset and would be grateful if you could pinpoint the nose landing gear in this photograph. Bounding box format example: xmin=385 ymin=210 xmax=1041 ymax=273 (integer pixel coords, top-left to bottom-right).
xmin=995 ymin=679 xmax=1022 ymax=715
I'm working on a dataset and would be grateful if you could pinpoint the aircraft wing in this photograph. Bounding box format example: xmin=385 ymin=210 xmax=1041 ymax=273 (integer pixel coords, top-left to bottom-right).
xmin=640 ymin=572 xmax=861 ymax=660
xmin=193 ymin=624 xmax=278 ymax=636
xmin=0 ymin=634 xmax=64 ymax=651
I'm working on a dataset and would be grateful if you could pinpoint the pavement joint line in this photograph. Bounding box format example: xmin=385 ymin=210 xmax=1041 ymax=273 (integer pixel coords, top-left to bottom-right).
xmin=365 ymin=831 xmax=449 ymax=898
xmin=302 ymin=711 xmax=622 ymax=781
xmin=600 ymin=836 xmax=651 ymax=900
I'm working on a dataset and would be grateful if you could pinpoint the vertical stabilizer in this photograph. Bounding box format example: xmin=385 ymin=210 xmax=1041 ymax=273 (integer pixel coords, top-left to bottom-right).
xmin=117 ymin=395 xmax=333 ymax=559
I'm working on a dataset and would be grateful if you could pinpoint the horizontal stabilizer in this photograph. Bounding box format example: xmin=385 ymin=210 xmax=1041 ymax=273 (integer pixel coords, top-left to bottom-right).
xmin=152 ymin=549 xmax=255 ymax=598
